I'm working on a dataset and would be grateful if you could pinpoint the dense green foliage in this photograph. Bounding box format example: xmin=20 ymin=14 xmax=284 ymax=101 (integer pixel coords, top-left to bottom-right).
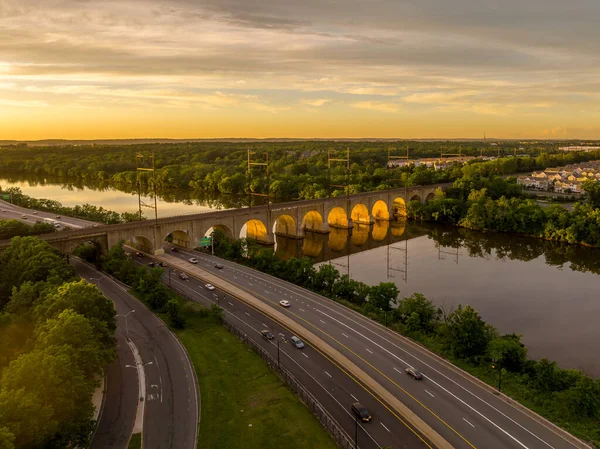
xmin=206 ymin=232 xmax=600 ymax=447
xmin=3 ymin=142 xmax=599 ymax=204
xmin=0 ymin=219 xmax=55 ymax=241
xmin=1 ymin=187 xmax=141 ymax=224
xmin=408 ymin=176 xmax=600 ymax=247
xmin=0 ymin=237 xmax=116 ymax=449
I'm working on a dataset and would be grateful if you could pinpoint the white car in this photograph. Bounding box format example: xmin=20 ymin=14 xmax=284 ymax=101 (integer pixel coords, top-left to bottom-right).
xmin=279 ymin=300 xmax=291 ymax=308
xmin=205 ymin=283 xmax=215 ymax=291
xmin=189 ymin=257 xmax=198 ymax=264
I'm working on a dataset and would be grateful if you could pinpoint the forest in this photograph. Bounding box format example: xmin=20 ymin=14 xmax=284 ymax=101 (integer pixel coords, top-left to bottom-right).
xmin=0 ymin=237 xmax=116 ymax=449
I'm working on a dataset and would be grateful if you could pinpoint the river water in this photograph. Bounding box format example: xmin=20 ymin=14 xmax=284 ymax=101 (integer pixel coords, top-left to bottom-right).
xmin=3 ymin=177 xmax=599 ymax=376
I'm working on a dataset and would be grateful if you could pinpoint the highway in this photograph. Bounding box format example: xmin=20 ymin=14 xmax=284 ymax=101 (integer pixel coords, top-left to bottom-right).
xmin=129 ymin=250 xmax=435 ymax=449
xmin=0 ymin=199 xmax=97 ymax=229
xmin=157 ymin=245 xmax=588 ymax=449
xmin=73 ymin=259 xmax=198 ymax=449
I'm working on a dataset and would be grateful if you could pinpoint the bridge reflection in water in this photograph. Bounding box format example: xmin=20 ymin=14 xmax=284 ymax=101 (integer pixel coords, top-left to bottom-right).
xmin=273 ymin=219 xmax=424 ymax=266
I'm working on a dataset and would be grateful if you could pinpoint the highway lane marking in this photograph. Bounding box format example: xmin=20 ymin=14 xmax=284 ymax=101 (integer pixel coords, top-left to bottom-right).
xmin=341 ymin=333 xmax=349 ymax=338
xmin=319 ymin=319 xmax=326 ymax=324
xmin=393 ymin=367 xmax=403 ymax=374
xmin=245 ymin=312 xmax=250 ymax=317
xmin=228 ymin=302 xmax=234 ymax=306
xmin=351 ymin=394 xmax=359 ymax=402
xmin=425 ymin=390 xmax=435 ymax=398
xmin=324 ymin=371 xmax=332 ymax=378
xmin=463 ymin=418 xmax=475 ymax=428
xmin=300 ymin=308 xmax=306 ymax=312
xmin=302 ymin=353 xmax=309 ymax=358
xmin=262 ymin=323 xmax=268 ymax=328
xmin=366 ymin=348 xmax=373 ymax=354
xmin=163 ymin=256 xmax=430 ymax=449
xmin=381 ymin=423 xmax=391 ymax=433
xmin=249 ymin=283 xmax=253 ymax=286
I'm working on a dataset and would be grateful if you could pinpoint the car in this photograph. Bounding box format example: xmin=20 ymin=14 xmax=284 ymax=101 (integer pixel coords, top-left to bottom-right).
xmin=135 ymin=252 xmax=143 ymax=258
xmin=32 ymin=211 xmax=37 ymax=215
xmin=261 ymin=330 xmax=275 ymax=340
xmin=405 ymin=367 xmax=423 ymax=380
xmin=179 ymin=272 xmax=188 ymax=280
xmin=351 ymin=402 xmax=371 ymax=422
xmin=205 ymin=283 xmax=215 ymax=291
xmin=53 ymin=223 xmax=61 ymax=228
xmin=158 ymin=261 xmax=166 ymax=267
xmin=188 ymin=257 xmax=198 ymax=264
xmin=170 ymin=247 xmax=179 ymax=252
xmin=290 ymin=336 xmax=304 ymax=349
xmin=279 ymin=300 xmax=290 ymax=308
xmin=55 ymin=215 xmax=61 ymax=219
xmin=214 ymin=263 xmax=224 ymax=269
xmin=21 ymin=215 xmax=27 ymax=219
xmin=148 ymin=262 xmax=156 ymax=268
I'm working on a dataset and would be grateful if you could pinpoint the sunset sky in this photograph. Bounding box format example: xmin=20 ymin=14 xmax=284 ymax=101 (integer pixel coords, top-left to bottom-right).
xmin=2 ymin=0 xmax=600 ymax=140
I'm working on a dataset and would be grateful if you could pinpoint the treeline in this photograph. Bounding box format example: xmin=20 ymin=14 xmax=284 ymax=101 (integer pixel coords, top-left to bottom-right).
xmin=207 ymin=231 xmax=600 ymax=446
xmin=0 ymin=219 xmax=55 ymax=240
xmin=408 ymin=176 xmax=600 ymax=247
xmin=1 ymin=141 xmax=598 ymax=202
xmin=0 ymin=237 xmax=116 ymax=449
xmin=1 ymin=187 xmax=142 ymax=224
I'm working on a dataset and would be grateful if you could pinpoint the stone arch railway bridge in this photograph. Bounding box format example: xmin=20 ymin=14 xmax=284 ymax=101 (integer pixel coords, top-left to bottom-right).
xmin=1 ymin=184 xmax=447 ymax=254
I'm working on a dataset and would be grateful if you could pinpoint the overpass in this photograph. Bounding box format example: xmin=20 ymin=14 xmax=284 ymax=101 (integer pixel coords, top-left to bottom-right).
xmin=0 ymin=184 xmax=444 ymax=254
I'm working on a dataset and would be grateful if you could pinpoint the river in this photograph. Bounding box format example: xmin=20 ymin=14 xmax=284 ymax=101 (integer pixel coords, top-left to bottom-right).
xmin=3 ymin=176 xmax=599 ymax=376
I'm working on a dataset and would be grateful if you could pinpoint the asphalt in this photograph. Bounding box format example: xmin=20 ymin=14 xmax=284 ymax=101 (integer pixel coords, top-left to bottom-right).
xmin=0 ymin=199 xmax=97 ymax=229
xmin=158 ymin=246 xmax=590 ymax=449
xmin=73 ymin=259 xmax=198 ymax=449
xmin=131 ymin=250 xmax=433 ymax=449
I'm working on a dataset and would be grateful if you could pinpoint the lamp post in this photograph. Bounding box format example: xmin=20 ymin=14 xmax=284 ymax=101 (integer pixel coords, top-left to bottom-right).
xmin=491 ymin=360 xmax=504 ymax=393
xmin=117 ymin=310 xmax=136 ymax=339
xmin=379 ymin=308 xmax=388 ymax=327
xmin=276 ymin=333 xmax=287 ymax=370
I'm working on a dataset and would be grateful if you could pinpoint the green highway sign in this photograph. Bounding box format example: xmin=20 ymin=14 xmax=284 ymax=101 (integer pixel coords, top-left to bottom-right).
xmin=1 ymin=194 xmax=10 ymax=200
xmin=199 ymin=237 xmax=212 ymax=247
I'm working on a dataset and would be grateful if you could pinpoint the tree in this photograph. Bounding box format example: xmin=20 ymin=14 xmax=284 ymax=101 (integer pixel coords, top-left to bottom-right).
xmin=444 ymin=305 xmax=494 ymax=359
xmin=488 ymin=334 xmax=527 ymax=373
xmin=396 ymin=293 xmax=439 ymax=333
xmin=312 ymin=264 xmax=340 ymax=297
xmin=166 ymin=299 xmax=186 ymax=329
xmin=368 ymin=282 xmax=399 ymax=312
xmin=0 ymin=427 xmax=15 ymax=449
xmin=565 ymin=377 xmax=600 ymax=419
xmin=582 ymin=179 xmax=600 ymax=209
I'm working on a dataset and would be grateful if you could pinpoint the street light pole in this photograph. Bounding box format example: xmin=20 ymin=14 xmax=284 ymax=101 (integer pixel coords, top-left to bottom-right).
xmin=117 ymin=310 xmax=136 ymax=339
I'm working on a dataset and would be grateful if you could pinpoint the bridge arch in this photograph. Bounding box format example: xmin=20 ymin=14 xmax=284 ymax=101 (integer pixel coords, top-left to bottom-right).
xmin=392 ymin=197 xmax=407 ymax=218
xmin=204 ymin=224 xmax=234 ymax=240
xmin=131 ymin=235 xmax=154 ymax=253
xmin=273 ymin=214 xmax=297 ymax=237
xmin=371 ymin=220 xmax=389 ymax=242
xmin=426 ymin=192 xmax=435 ymax=203
xmin=164 ymin=229 xmax=194 ymax=249
xmin=302 ymin=210 xmax=325 ymax=233
xmin=351 ymin=204 xmax=370 ymax=225
xmin=328 ymin=207 xmax=349 ymax=228
xmin=372 ymin=200 xmax=390 ymax=221
xmin=241 ymin=219 xmax=269 ymax=242
xmin=410 ymin=194 xmax=422 ymax=203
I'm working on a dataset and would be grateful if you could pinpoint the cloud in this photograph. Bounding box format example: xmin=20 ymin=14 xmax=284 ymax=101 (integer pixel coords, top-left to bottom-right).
xmin=351 ymin=101 xmax=400 ymax=113
xmin=301 ymin=99 xmax=330 ymax=107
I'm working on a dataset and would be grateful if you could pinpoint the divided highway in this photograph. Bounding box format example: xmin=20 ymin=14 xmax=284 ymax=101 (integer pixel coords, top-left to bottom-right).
xmin=157 ymin=245 xmax=588 ymax=449
xmin=0 ymin=199 xmax=96 ymax=229
xmin=73 ymin=259 xmax=198 ymax=449
xmin=129 ymin=250 xmax=434 ymax=449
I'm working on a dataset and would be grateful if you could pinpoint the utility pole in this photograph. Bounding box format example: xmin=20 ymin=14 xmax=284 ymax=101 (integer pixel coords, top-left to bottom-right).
xmin=136 ymin=152 xmax=159 ymax=253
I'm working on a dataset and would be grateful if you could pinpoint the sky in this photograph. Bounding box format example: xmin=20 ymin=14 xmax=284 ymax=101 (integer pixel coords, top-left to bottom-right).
xmin=1 ymin=0 xmax=600 ymax=140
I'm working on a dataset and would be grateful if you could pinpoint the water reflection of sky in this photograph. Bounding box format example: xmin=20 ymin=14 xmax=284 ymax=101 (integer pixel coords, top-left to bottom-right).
xmin=0 ymin=178 xmax=217 ymax=217
xmin=326 ymin=234 xmax=600 ymax=377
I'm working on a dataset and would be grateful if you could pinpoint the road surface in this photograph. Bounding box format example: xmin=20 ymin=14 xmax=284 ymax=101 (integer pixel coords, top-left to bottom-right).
xmin=74 ymin=259 xmax=198 ymax=449
xmin=0 ymin=199 xmax=97 ymax=229
xmin=158 ymin=245 xmax=588 ymax=449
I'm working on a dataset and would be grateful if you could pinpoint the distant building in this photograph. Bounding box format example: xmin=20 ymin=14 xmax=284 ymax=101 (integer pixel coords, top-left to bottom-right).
xmin=558 ymin=146 xmax=600 ymax=152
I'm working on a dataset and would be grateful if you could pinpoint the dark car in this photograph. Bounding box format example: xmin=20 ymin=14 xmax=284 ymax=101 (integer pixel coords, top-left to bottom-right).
xmin=405 ymin=367 xmax=423 ymax=380
xmin=148 ymin=262 xmax=156 ymax=268
xmin=170 ymin=247 xmax=179 ymax=252
xmin=135 ymin=252 xmax=143 ymax=258
xmin=158 ymin=261 xmax=166 ymax=267
xmin=214 ymin=263 xmax=224 ymax=269
xmin=351 ymin=403 xmax=371 ymax=422
xmin=261 ymin=330 xmax=275 ymax=340
xmin=179 ymin=272 xmax=188 ymax=280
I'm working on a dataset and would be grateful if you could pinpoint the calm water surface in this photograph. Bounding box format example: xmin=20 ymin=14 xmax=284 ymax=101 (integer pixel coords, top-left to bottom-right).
xmin=3 ymin=176 xmax=599 ymax=375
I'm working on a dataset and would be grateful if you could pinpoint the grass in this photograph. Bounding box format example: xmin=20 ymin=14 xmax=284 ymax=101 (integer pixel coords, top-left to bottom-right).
xmin=176 ymin=312 xmax=338 ymax=449
xmin=127 ymin=433 xmax=141 ymax=449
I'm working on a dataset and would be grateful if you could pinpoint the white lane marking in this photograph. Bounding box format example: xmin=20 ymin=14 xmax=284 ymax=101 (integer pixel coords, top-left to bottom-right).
xmin=262 ymin=323 xmax=268 ymax=328
xmin=319 ymin=319 xmax=326 ymax=324
xmin=381 ymin=423 xmax=391 ymax=433
xmin=314 ymin=308 xmax=533 ymax=449
xmin=299 ymin=308 xmax=306 ymax=312
xmin=245 ymin=312 xmax=250 ymax=317
xmin=228 ymin=302 xmax=234 ymax=306
xmin=365 ymin=348 xmax=373 ymax=354
xmin=351 ymin=394 xmax=359 ymax=402
xmin=341 ymin=333 xmax=349 ymax=338
xmin=325 ymin=371 xmax=332 ymax=378
xmin=425 ymin=390 xmax=435 ymax=398
xmin=233 ymin=276 xmax=238 ymax=280
xmin=248 ymin=283 xmax=253 ymax=286
xmin=302 ymin=353 xmax=308 ymax=358
xmin=393 ymin=367 xmax=403 ymax=374
xmin=463 ymin=418 xmax=475 ymax=428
